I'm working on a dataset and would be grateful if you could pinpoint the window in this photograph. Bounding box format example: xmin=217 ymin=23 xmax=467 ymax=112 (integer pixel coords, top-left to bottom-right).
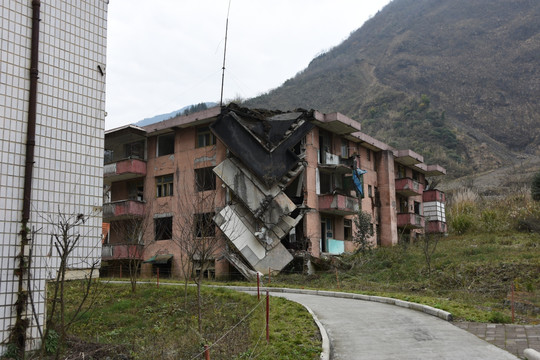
xmin=368 ymin=185 xmax=373 ymax=198
xmin=156 ymin=174 xmax=173 ymax=197
xmin=412 ymin=170 xmax=419 ymax=181
xmin=344 ymin=219 xmax=352 ymax=241
xmin=197 ymin=126 xmax=216 ymax=148
xmin=104 ymin=149 xmax=114 ymax=164
xmin=195 ymin=213 xmax=215 ymax=238
xmin=341 ymin=139 xmax=348 ymax=158
xmin=155 ymin=216 xmax=172 ymax=241
xmin=367 ymin=148 xmax=371 ymax=161
xmin=157 ymin=133 xmax=175 ymax=157
xmin=195 ymin=167 xmax=216 ymax=192
xmin=414 ymin=201 xmax=421 ymax=215
xmin=397 ymin=164 xmax=406 ymax=179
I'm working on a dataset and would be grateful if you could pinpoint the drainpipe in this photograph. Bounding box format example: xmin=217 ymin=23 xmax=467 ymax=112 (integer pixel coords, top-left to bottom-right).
xmin=13 ymin=0 xmax=41 ymax=355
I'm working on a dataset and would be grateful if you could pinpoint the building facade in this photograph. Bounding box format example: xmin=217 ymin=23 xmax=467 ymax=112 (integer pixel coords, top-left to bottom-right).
xmin=0 ymin=0 xmax=107 ymax=353
xmin=102 ymin=105 xmax=446 ymax=280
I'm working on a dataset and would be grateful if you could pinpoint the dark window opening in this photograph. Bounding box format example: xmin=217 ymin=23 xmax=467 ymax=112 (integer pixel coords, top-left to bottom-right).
xmin=195 ymin=167 xmax=216 ymax=192
xmin=124 ymin=141 xmax=144 ymax=159
xmin=128 ymin=180 xmax=144 ymax=201
xmin=341 ymin=139 xmax=348 ymax=158
xmin=412 ymin=171 xmax=419 ymax=182
xmin=157 ymin=133 xmax=175 ymax=157
xmin=155 ymin=216 xmax=173 ymax=241
xmin=414 ymin=201 xmax=421 ymax=215
xmin=156 ymin=174 xmax=173 ymax=197
xmin=104 ymin=149 xmax=114 ymax=164
xmin=367 ymin=148 xmax=371 ymax=161
xmin=368 ymin=185 xmax=373 ymax=198
xmin=344 ymin=219 xmax=352 ymax=241
xmin=195 ymin=212 xmax=215 ymax=238
xmin=398 ymin=196 xmax=408 ymax=213
xmin=197 ymin=126 xmax=216 ymax=148
xmin=397 ymin=164 xmax=406 ymax=179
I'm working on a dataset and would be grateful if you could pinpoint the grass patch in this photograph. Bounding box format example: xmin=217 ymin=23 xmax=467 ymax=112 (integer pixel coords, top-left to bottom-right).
xmin=54 ymin=282 xmax=320 ymax=359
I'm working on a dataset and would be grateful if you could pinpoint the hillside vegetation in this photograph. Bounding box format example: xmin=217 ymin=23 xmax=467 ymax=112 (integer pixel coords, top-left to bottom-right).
xmin=246 ymin=0 xmax=540 ymax=178
xmin=272 ymin=186 xmax=540 ymax=323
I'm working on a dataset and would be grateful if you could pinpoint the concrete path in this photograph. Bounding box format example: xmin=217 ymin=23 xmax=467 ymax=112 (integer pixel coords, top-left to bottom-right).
xmin=269 ymin=292 xmax=519 ymax=360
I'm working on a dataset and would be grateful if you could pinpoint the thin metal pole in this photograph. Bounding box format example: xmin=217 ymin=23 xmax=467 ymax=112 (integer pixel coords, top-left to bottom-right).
xmin=219 ymin=0 xmax=232 ymax=106
xmin=266 ymin=291 xmax=270 ymax=344
xmin=257 ymin=272 xmax=260 ymax=300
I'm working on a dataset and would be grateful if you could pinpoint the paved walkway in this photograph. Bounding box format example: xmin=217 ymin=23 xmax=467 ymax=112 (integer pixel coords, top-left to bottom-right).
xmin=269 ymin=291 xmax=520 ymax=360
xmin=455 ymin=322 xmax=540 ymax=359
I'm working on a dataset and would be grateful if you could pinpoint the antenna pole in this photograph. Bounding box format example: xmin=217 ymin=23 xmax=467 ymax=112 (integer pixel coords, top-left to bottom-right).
xmin=220 ymin=0 xmax=231 ymax=107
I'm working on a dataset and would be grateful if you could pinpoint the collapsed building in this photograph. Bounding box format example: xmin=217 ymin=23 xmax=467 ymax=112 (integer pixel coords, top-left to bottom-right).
xmin=102 ymin=104 xmax=447 ymax=279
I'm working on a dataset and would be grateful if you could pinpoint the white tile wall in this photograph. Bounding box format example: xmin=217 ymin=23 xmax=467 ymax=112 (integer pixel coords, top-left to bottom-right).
xmin=0 ymin=0 xmax=108 ymax=353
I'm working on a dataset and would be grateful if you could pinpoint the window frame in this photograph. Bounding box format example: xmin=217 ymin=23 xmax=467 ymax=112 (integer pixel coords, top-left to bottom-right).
xmin=195 ymin=167 xmax=216 ymax=192
xmin=196 ymin=126 xmax=216 ymax=148
xmin=157 ymin=133 xmax=175 ymax=157
xmin=156 ymin=174 xmax=174 ymax=197
xmin=154 ymin=216 xmax=173 ymax=241
xmin=194 ymin=212 xmax=216 ymax=238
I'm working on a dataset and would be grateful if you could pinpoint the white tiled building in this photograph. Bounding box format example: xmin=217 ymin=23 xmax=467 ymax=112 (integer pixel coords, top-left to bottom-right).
xmin=0 ymin=0 xmax=108 ymax=353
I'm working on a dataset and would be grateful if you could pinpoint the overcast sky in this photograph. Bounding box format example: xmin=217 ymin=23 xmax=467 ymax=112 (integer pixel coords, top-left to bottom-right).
xmin=105 ymin=0 xmax=392 ymax=129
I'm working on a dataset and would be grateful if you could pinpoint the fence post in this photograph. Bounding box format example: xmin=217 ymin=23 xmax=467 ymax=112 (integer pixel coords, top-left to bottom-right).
xmin=204 ymin=345 xmax=210 ymax=360
xmin=157 ymin=267 xmax=160 ymax=289
xmin=257 ymin=272 xmax=260 ymax=300
xmin=511 ymin=283 xmax=515 ymax=323
xmin=268 ymin=268 xmax=271 ymax=284
xmin=266 ymin=291 xmax=270 ymax=344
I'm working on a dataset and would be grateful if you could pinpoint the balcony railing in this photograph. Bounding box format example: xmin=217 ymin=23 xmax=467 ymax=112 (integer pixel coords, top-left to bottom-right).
xmin=395 ymin=178 xmax=424 ymax=197
xmin=103 ymin=200 xmax=145 ymax=220
xmin=426 ymin=221 xmax=447 ymax=234
xmin=397 ymin=213 xmax=425 ymax=229
xmin=102 ymin=243 xmax=144 ymax=260
xmin=318 ymin=194 xmax=359 ymax=215
xmin=104 ymin=158 xmax=146 ymax=182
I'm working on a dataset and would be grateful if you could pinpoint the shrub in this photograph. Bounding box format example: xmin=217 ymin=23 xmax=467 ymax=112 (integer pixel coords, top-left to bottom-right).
xmin=450 ymin=213 xmax=474 ymax=234
xmin=532 ymin=171 xmax=540 ymax=201
xmin=488 ymin=311 xmax=511 ymax=324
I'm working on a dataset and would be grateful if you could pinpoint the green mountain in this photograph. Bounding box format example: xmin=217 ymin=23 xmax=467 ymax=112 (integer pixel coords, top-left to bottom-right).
xmin=246 ymin=0 xmax=540 ymax=178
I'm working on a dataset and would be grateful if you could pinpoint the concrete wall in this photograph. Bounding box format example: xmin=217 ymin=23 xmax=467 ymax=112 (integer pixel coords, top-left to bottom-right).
xmin=0 ymin=0 xmax=107 ymax=352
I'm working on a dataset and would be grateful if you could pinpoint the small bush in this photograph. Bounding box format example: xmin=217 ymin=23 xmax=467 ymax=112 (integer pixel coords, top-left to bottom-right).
xmin=532 ymin=171 xmax=540 ymax=201
xmin=450 ymin=213 xmax=474 ymax=234
xmin=488 ymin=311 xmax=511 ymax=324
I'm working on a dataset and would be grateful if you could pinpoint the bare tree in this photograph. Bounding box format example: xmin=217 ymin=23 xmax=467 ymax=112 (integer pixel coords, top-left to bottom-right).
xmin=421 ymin=225 xmax=441 ymax=276
xmin=109 ymin=210 xmax=151 ymax=293
xmin=40 ymin=211 xmax=100 ymax=359
xmin=172 ymin=166 xmax=224 ymax=335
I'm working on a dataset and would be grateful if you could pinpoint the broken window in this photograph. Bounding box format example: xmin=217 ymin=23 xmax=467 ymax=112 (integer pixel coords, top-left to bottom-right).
xmin=412 ymin=170 xmax=419 ymax=182
xmin=397 ymin=164 xmax=406 ymax=179
xmin=128 ymin=180 xmax=144 ymax=201
xmin=155 ymin=216 xmax=173 ymax=241
xmin=195 ymin=167 xmax=216 ymax=192
xmin=196 ymin=126 xmax=216 ymax=148
xmin=104 ymin=149 xmax=114 ymax=164
xmin=157 ymin=133 xmax=175 ymax=157
xmin=318 ymin=130 xmax=332 ymax=164
xmin=156 ymin=174 xmax=173 ymax=197
xmin=195 ymin=213 xmax=215 ymax=238
xmin=398 ymin=196 xmax=408 ymax=213
xmin=344 ymin=219 xmax=352 ymax=241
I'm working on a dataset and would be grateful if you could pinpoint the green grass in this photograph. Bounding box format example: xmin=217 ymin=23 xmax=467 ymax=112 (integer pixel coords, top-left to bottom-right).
xmin=58 ymin=282 xmax=320 ymax=360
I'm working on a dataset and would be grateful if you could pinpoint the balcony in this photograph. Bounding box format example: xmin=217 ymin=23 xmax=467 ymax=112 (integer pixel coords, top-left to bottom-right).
xmin=104 ymin=158 xmax=146 ymax=183
xmin=395 ymin=178 xmax=424 ymax=197
xmin=426 ymin=221 xmax=447 ymax=234
xmin=102 ymin=243 xmax=144 ymax=260
xmin=397 ymin=213 xmax=425 ymax=229
xmin=103 ymin=200 xmax=145 ymax=220
xmin=318 ymin=194 xmax=359 ymax=215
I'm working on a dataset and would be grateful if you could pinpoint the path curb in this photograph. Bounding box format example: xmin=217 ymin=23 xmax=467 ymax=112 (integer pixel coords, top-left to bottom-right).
xmin=220 ymin=286 xmax=453 ymax=321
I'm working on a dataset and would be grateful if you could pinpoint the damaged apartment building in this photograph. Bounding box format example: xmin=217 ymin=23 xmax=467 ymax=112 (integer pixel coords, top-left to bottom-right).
xmin=102 ymin=104 xmax=447 ymax=279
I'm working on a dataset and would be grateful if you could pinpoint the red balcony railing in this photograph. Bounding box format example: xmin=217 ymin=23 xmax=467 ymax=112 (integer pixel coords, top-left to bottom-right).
xmin=395 ymin=178 xmax=424 ymax=197
xmin=103 ymin=200 xmax=145 ymax=220
xmin=104 ymin=158 xmax=146 ymax=182
xmin=426 ymin=221 xmax=447 ymax=234
xmin=102 ymin=243 xmax=144 ymax=260
xmin=318 ymin=194 xmax=359 ymax=215
xmin=397 ymin=213 xmax=425 ymax=229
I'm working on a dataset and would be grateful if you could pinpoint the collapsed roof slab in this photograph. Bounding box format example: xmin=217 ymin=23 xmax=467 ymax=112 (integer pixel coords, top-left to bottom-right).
xmin=210 ymin=107 xmax=314 ymax=187
xmin=214 ymin=204 xmax=293 ymax=274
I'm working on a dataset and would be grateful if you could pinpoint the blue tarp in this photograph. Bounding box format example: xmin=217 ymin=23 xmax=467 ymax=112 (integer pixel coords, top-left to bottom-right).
xmin=353 ymin=169 xmax=367 ymax=197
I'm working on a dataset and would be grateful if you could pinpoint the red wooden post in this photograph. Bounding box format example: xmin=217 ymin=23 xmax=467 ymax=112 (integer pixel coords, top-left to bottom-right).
xmin=204 ymin=345 xmax=210 ymax=360
xmin=511 ymin=283 xmax=515 ymax=323
xmin=157 ymin=267 xmax=160 ymax=289
xmin=266 ymin=291 xmax=270 ymax=344
xmin=268 ymin=268 xmax=271 ymax=284
xmin=257 ymin=272 xmax=260 ymax=300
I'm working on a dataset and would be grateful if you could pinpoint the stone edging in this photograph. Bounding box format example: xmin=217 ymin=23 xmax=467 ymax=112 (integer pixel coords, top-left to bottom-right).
xmin=218 ymin=286 xmax=453 ymax=322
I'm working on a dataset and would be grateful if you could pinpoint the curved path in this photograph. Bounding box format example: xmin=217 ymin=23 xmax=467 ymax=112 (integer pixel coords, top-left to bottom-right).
xmin=264 ymin=291 xmax=519 ymax=360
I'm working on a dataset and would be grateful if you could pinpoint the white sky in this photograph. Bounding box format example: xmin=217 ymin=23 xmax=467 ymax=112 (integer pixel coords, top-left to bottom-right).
xmin=105 ymin=0 xmax=392 ymax=129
